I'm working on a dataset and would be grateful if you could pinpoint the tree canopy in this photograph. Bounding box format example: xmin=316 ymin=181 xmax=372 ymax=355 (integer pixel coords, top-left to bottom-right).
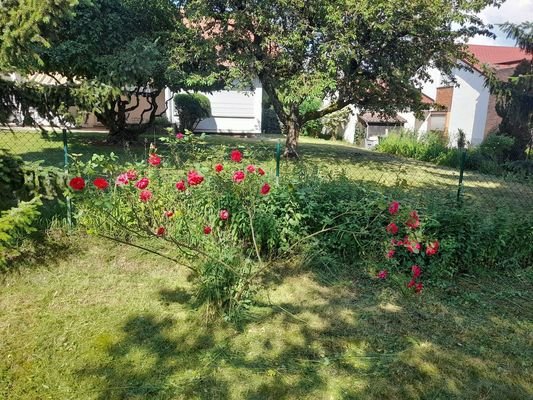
xmin=186 ymin=0 xmax=503 ymax=156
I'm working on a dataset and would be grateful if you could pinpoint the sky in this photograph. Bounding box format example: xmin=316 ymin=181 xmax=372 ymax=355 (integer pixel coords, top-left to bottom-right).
xmin=469 ymin=0 xmax=533 ymax=46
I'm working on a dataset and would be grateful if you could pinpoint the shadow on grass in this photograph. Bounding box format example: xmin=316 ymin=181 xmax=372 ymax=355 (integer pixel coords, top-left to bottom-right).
xmin=78 ymin=270 xmax=532 ymax=399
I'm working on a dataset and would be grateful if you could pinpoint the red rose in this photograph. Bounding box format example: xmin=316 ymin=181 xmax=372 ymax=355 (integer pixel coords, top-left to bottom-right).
xmin=260 ymin=183 xmax=271 ymax=195
xmin=165 ymin=211 xmax=174 ymax=218
xmin=411 ymin=265 xmax=422 ymax=278
xmin=175 ymin=180 xmax=186 ymax=191
xmin=156 ymin=226 xmax=165 ymax=236
xmin=233 ymin=170 xmax=245 ymax=183
xmin=377 ymin=270 xmax=388 ymax=279
xmin=406 ymin=210 xmax=420 ymax=229
xmin=388 ymin=201 xmax=400 ymax=215
xmin=135 ymin=177 xmax=149 ymax=189
xmin=69 ymin=177 xmax=85 ymax=191
xmin=219 ymin=209 xmax=229 ymax=220
xmin=148 ymin=153 xmax=161 ymax=166
xmin=407 ymin=279 xmax=416 ymax=288
xmin=139 ymin=190 xmax=152 ymax=202
xmin=246 ymin=164 xmax=256 ymax=173
xmin=93 ymin=177 xmax=109 ymax=190
xmin=176 ymin=132 xmax=184 ymax=139
xmin=203 ymin=226 xmax=212 ymax=235
xmin=187 ymin=170 xmax=204 ymax=186
xmin=126 ymin=170 xmax=138 ymax=181
xmin=386 ymin=222 xmax=399 ymax=235
xmin=426 ymin=240 xmax=439 ymax=256
xmin=386 ymin=250 xmax=395 ymax=259
xmin=257 ymin=167 xmax=265 ymax=176
xmin=415 ymin=282 xmax=423 ymax=294
xmin=215 ymin=163 xmax=223 ymax=173
xmin=230 ymin=149 xmax=242 ymax=163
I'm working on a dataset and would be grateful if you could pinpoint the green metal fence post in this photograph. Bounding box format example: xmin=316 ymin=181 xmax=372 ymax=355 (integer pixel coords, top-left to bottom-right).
xmin=456 ymin=149 xmax=467 ymax=204
xmin=275 ymin=139 xmax=281 ymax=185
xmin=63 ymin=128 xmax=72 ymax=228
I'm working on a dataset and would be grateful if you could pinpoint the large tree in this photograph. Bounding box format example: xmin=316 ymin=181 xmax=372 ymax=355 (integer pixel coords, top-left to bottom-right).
xmin=186 ymin=0 xmax=503 ymax=157
xmin=1 ymin=0 xmax=224 ymax=140
xmin=487 ymin=22 xmax=532 ymax=159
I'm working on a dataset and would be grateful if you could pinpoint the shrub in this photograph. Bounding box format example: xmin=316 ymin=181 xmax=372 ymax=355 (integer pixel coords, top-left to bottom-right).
xmin=299 ymin=97 xmax=323 ymax=137
xmin=0 ymin=150 xmax=25 ymax=210
xmin=376 ymin=130 xmax=448 ymax=162
xmin=174 ymin=93 xmax=211 ymax=131
xmin=479 ymin=134 xmax=515 ymax=164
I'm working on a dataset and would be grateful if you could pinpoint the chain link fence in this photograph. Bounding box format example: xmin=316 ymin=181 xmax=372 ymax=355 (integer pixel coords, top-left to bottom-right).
xmin=2 ymin=128 xmax=532 ymax=215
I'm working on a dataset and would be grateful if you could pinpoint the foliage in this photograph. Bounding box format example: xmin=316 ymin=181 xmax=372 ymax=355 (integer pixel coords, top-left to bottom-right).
xmin=186 ymin=0 xmax=501 ymax=156
xmin=376 ymin=130 xmax=448 ymax=162
xmin=0 ymin=196 xmax=42 ymax=268
xmin=299 ymin=97 xmax=323 ymax=137
xmin=174 ymin=93 xmax=211 ymax=131
xmin=321 ymin=107 xmax=353 ymax=140
xmin=484 ymin=21 xmax=532 ymax=160
xmin=0 ymin=150 xmax=25 ymax=210
xmin=479 ymin=134 xmax=515 ymax=163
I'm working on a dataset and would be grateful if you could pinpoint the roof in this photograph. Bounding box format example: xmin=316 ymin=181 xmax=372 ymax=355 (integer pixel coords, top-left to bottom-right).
xmin=466 ymin=44 xmax=532 ymax=72
xmin=358 ymin=112 xmax=406 ymax=125
xmin=421 ymin=93 xmax=434 ymax=105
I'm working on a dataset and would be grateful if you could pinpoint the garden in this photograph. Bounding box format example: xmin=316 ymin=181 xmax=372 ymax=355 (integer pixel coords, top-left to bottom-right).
xmin=1 ymin=131 xmax=532 ymax=399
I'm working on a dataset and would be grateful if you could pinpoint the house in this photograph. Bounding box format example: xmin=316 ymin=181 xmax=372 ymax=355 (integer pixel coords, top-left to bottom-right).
xmin=420 ymin=44 xmax=532 ymax=146
xmin=164 ymin=80 xmax=263 ymax=135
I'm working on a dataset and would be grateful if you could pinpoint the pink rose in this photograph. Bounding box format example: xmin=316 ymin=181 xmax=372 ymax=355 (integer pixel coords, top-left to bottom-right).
xmin=187 ymin=170 xmax=204 ymax=186
xmin=233 ymin=170 xmax=245 ymax=183
xmin=175 ymin=180 xmax=186 ymax=191
xmin=377 ymin=270 xmax=388 ymax=279
xmin=219 ymin=209 xmax=229 ymax=220
xmin=139 ymin=190 xmax=152 ymax=202
xmin=135 ymin=177 xmax=149 ymax=190
xmin=388 ymin=201 xmax=400 ymax=215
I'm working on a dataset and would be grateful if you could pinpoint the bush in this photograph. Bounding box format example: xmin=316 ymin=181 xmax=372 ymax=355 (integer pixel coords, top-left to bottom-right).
xmin=479 ymin=134 xmax=515 ymax=164
xmin=174 ymin=93 xmax=211 ymax=131
xmin=0 ymin=150 xmax=25 ymax=210
xmin=376 ymin=130 xmax=448 ymax=162
xmin=299 ymin=97 xmax=323 ymax=137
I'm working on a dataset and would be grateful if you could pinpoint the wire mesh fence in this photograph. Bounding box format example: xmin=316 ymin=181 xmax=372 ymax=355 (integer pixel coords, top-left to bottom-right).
xmin=1 ymin=128 xmax=532 ymax=214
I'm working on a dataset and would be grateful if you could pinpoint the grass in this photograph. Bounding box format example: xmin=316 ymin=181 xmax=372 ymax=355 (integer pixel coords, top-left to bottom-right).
xmin=2 ymin=128 xmax=532 ymax=211
xmin=1 ymin=130 xmax=532 ymax=398
xmin=1 ymin=232 xmax=531 ymax=399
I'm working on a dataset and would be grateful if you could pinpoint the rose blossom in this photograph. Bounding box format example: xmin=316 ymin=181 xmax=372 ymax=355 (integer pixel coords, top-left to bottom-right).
xmin=246 ymin=164 xmax=256 ymax=173
xmin=69 ymin=177 xmax=85 ymax=191
xmin=407 ymin=279 xmax=416 ymax=288
xmin=115 ymin=173 xmax=129 ymax=186
xmin=176 ymin=132 xmax=184 ymax=139
xmin=135 ymin=177 xmax=149 ymax=190
xmin=175 ymin=180 xmax=186 ymax=191
xmin=257 ymin=167 xmax=265 ymax=176
xmin=156 ymin=226 xmax=165 ymax=236
xmin=230 ymin=149 xmax=242 ymax=163
xmin=126 ymin=170 xmax=138 ymax=181
xmin=233 ymin=170 xmax=245 ymax=183
xmin=260 ymin=183 xmax=271 ymax=195
xmin=139 ymin=190 xmax=152 ymax=202
xmin=388 ymin=201 xmax=400 ymax=215
xmin=426 ymin=240 xmax=440 ymax=256
xmin=386 ymin=250 xmax=395 ymax=259
xmin=406 ymin=210 xmax=420 ymax=229
xmin=203 ymin=226 xmax=212 ymax=235
xmin=187 ymin=170 xmax=204 ymax=186
xmin=93 ymin=177 xmax=109 ymax=190
xmin=411 ymin=265 xmax=422 ymax=278
xmin=386 ymin=222 xmax=399 ymax=235
xmin=415 ymin=282 xmax=423 ymax=293
xmin=215 ymin=163 xmax=223 ymax=173
xmin=165 ymin=211 xmax=174 ymax=218
xmin=148 ymin=153 xmax=161 ymax=166
xmin=219 ymin=209 xmax=229 ymax=220
xmin=377 ymin=270 xmax=388 ymax=279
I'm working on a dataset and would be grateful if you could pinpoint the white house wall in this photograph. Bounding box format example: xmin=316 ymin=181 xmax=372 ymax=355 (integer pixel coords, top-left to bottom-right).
xmin=167 ymin=81 xmax=262 ymax=134
xmin=447 ymin=67 xmax=490 ymax=145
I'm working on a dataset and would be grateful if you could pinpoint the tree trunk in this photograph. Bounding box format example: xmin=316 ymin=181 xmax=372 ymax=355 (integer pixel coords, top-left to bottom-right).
xmin=284 ymin=106 xmax=301 ymax=158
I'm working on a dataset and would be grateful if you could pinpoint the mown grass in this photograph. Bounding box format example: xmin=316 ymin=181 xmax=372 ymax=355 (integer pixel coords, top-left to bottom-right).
xmin=1 ymin=232 xmax=531 ymax=399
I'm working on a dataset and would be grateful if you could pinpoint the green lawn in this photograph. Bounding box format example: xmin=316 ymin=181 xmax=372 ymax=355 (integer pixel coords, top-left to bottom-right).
xmin=1 ymin=130 xmax=532 ymax=399
xmin=1 ymin=233 xmax=531 ymax=399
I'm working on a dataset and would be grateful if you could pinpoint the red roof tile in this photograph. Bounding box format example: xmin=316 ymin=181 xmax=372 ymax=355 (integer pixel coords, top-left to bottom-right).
xmin=466 ymin=44 xmax=532 ymax=71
